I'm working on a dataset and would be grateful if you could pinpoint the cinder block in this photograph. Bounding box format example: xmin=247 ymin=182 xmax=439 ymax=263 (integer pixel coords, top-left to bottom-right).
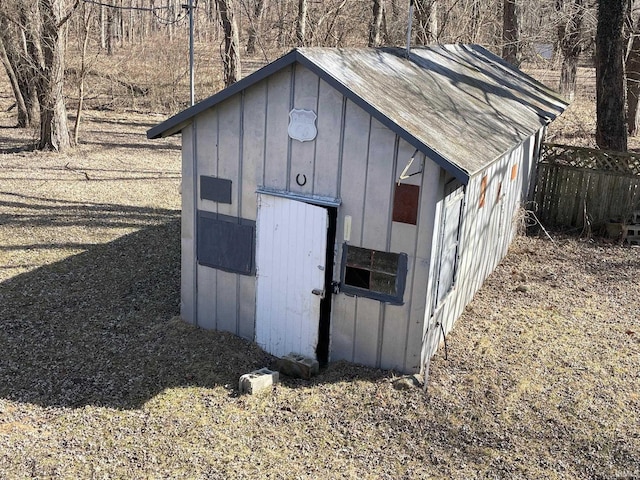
xmin=239 ymin=368 xmax=279 ymax=395
xmin=276 ymin=353 xmax=319 ymax=380
xmin=623 ymin=224 xmax=640 ymax=245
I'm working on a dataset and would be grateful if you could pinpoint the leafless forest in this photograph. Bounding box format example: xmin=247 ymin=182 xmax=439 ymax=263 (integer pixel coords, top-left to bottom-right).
xmin=1 ymin=0 xmax=630 ymax=148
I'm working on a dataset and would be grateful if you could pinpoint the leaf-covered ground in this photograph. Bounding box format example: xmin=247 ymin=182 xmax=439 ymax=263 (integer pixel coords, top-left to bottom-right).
xmin=1 ymin=79 xmax=639 ymax=479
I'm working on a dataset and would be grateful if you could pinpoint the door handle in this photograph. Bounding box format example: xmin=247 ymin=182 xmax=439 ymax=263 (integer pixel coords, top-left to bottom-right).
xmin=311 ymin=288 xmax=325 ymax=299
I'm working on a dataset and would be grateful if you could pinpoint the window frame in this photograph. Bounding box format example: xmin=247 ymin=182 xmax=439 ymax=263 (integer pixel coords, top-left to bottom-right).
xmin=340 ymin=243 xmax=408 ymax=305
xmin=434 ymin=179 xmax=465 ymax=309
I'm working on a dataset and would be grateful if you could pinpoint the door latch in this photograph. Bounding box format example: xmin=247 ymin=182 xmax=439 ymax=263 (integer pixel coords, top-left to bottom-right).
xmin=311 ymin=288 xmax=325 ymax=299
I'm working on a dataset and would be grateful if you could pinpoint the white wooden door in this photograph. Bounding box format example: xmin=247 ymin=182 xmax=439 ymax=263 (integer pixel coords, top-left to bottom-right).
xmin=255 ymin=194 xmax=328 ymax=359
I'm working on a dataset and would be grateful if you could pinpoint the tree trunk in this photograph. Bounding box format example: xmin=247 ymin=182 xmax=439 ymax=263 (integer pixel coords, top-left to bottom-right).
xmin=246 ymin=0 xmax=265 ymax=54
xmin=0 ymin=16 xmax=36 ymax=128
xmin=470 ymin=0 xmax=481 ymax=42
xmin=216 ymin=0 xmax=241 ymax=86
xmin=502 ymin=0 xmax=520 ymax=65
xmin=415 ymin=0 xmax=437 ymax=44
xmin=74 ymin=1 xmax=92 ymax=144
xmin=36 ymin=0 xmax=76 ymax=151
xmin=296 ymin=0 xmax=307 ymax=46
xmin=0 ymin=35 xmax=29 ymax=127
xmin=369 ymin=0 xmax=385 ymax=47
xmin=557 ymin=0 xmax=586 ymax=102
xmin=595 ymin=0 xmax=628 ymax=151
xmin=627 ymin=12 xmax=640 ymax=135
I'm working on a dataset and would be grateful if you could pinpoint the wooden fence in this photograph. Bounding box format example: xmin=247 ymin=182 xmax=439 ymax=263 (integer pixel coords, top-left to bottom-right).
xmin=534 ymin=143 xmax=640 ymax=228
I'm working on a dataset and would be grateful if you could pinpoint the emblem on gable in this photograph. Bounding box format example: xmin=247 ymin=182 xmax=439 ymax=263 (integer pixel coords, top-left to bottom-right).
xmin=288 ymin=108 xmax=317 ymax=142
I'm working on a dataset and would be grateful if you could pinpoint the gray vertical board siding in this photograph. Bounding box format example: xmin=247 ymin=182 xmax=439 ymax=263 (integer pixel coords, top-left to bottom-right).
xmin=197 ymin=263 xmax=217 ymax=329
xmin=406 ymin=163 xmax=440 ymax=372
xmin=381 ymin=140 xmax=416 ymax=371
xmin=214 ymin=96 xmax=242 ymax=334
xmin=353 ymin=299 xmax=383 ymax=367
xmin=386 ymin=140 xmax=440 ymax=372
xmin=215 ymin=269 xmax=239 ymax=334
xmin=289 ymin=64 xmax=320 ymax=196
xmin=362 ymin=118 xmax=396 ymax=251
xmin=330 ymin=99 xmax=372 ymax=363
xmin=215 ymin=96 xmax=241 ymax=218
xmin=194 ymin=107 xmax=220 ymax=330
xmin=264 ymin=67 xmax=293 ymax=190
xmin=313 ymin=80 xmax=344 ymax=198
xmin=181 ymin=125 xmax=196 ymax=325
xmin=354 ymin=117 xmax=396 ymax=368
xmin=241 ymin=82 xmax=267 ymax=221
xmin=238 ymin=82 xmax=267 ymax=341
xmin=195 ymin=108 xmax=219 ymax=212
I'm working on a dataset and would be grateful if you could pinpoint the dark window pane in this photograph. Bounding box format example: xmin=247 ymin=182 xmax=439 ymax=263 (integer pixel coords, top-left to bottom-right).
xmin=345 ymin=266 xmax=371 ymax=289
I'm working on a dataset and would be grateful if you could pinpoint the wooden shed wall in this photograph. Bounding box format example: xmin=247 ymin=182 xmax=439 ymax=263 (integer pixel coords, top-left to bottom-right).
xmin=181 ymin=63 xmax=439 ymax=373
xmin=421 ymin=129 xmax=543 ymax=369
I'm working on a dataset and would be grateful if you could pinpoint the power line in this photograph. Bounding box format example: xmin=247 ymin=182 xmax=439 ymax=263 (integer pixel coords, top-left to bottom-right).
xmin=81 ymin=0 xmax=170 ymax=12
xmin=80 ymin=0 xmax=190 ymax=26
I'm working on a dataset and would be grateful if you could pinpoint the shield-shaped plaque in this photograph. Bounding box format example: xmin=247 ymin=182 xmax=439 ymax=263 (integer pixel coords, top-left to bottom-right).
xmin=288 ymin=108 xmax=317 ymax=142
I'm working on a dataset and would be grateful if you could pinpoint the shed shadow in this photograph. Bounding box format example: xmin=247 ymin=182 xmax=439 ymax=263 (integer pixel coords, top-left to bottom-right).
xmin=0 ymin=217 xmax=389 ymax=410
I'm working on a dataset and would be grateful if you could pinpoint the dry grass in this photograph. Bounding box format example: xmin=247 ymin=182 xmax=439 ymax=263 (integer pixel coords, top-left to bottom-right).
xmin=1 ymin=59 xmax=639 ymax=479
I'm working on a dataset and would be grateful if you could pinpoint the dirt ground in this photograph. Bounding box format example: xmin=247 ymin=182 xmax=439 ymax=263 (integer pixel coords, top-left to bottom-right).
xmin=0 ymin=66 xmax=639 ymax=479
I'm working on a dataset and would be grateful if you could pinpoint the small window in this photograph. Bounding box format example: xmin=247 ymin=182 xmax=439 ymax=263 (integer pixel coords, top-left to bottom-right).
xmin=341 ymin=244 xmax=407 ymax=305
xmin=479 ymin=175 xmax=488 ymax=208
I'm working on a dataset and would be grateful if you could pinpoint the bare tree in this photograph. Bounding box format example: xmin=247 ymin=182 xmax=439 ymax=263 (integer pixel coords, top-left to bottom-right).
xmin=73 ymin=0 xmax=94 ymax=144
xmin=414 ymin=0 xmax=438 ymax=44
xmin=369 ymin=0 xmax=385 ymax=47
xmin=245 ymin=0 xmax=265 ymax=54
xmin=35 ymin=0 xmax=78 ymax=151
xmin=296 ymin=0 xmax=308 ymax=46
xmin=556 ymin=0 xmax=588 ymax=101
xmin=216 ymin=0 xmax=241 ymax=86
xmin=595 ymin=0 xmax=627 ymax=151
xmin=626 ymin=1 xmax=640 ymax=135
xmin=0 ymin=14 xmax=39 ymax=127
xmin=502 ymin=0 xmax=520 ymax=65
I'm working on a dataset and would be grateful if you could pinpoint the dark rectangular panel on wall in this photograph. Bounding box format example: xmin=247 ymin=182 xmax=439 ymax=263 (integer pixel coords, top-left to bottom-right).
xmin=393 ymin=183 xmax=420 ymax=225
xmin=197 ymin=211 xmax=255 ymax=275
xmin=200 ymin=176 xmax=232 ymax=203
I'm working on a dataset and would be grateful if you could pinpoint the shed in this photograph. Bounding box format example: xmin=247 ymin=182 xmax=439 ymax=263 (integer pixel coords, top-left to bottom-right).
xmin=148 ymin=45 xmax=567 ymax=374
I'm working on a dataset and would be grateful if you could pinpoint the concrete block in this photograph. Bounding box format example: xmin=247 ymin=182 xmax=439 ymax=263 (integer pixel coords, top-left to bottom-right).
xmin=276 ymin=353 xmax=319 ymax=380
xmin=239 ymin=368 xmax=279 ymax=395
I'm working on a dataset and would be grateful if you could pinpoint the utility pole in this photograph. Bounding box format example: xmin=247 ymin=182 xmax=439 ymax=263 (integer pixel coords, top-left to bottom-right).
xmin=183 ymin=0 xmax=195 ymax=106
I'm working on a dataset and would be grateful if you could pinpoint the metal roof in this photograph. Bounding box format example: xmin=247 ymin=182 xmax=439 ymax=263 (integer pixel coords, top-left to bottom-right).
xmin=147 ymin=45 xmax=568 ymax=183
